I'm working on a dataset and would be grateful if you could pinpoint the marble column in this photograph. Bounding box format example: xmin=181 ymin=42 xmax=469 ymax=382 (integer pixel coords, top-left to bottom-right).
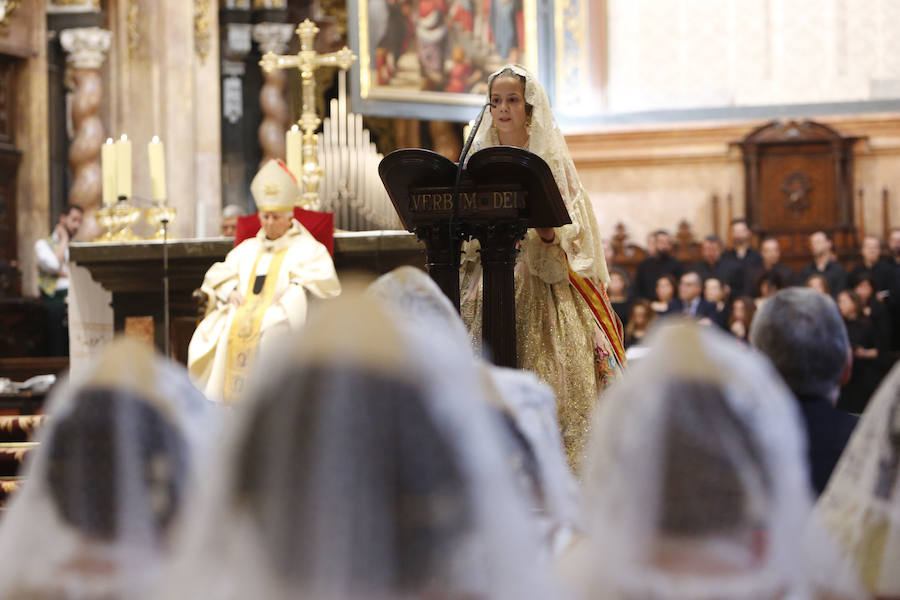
xmin=252 ymin=22 xmax=293 ymax=166
xmin=60 ymin=26 xmax=111 ymax=213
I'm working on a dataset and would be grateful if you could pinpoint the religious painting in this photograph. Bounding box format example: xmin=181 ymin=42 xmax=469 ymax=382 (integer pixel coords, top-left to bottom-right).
xmin=349 ymin=0 xmax=543 ymax=121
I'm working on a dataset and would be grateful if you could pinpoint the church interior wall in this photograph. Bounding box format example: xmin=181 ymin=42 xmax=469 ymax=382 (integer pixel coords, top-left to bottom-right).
xmin=568 ymin=113 xmax=900 ymax=248
xmin=13 ymin=0 xmax=51 ymax=298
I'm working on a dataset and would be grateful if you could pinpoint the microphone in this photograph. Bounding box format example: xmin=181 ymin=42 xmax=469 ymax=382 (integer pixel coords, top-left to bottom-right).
xmin=450 ymin=102 xmax=493 ymax=230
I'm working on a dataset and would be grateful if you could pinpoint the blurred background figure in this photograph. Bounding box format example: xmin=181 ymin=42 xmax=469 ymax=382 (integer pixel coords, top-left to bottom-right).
xmin=163 ymin=293 xmax=561 ymax=599
xmin=751 ymin=288 xmax=858 ymax=496
xmin=806 ymin=273 xmax=832 ymax=296
xmin=34 ymin=203 xmax=83 ymax=356
xmin=635 ymin=230 xmax=684 ymax=300
xmin=701 ymin=276 xmax=729 ymax=329
xmin=220 ymin=204 xmax=247 ymax=238
xmin=651 ymin=274 xmax=678 ymax=316
xmin=607 ymin=266 xmax=633 ymax=328
xmin=836 ymin=289 xmax=885 ymax=415
xmin=625 ymin=299 xmax=655 ymax=348
xmin=0 ymin=337 xmax=218 ymax=599
xmin=722 ymin=218 xmax=762 ymax=297
xmin=728 ymin=296 xmax=756 ymax=342
xmin=747 ymin=236 xmax=795 ymax=297
xmin=816 ymin=361 xmax=900 ymax=599
xmin=569 ymin=322 xmax=859 ymax=599
xmin=801 ymin=231 xmax=848 ymax=297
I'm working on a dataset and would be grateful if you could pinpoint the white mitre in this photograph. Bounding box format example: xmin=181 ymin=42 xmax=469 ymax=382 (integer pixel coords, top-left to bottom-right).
xmin=250 ymin=159 xmax=299 ymax=213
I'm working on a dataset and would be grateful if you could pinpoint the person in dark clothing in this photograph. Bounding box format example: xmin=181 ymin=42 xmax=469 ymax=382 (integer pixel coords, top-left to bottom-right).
xmin=634 ymin=230 xmax=684 ymax=300
xmin=650 ymin=274 xmax=679 ymax=316
xmin=886 ymin=227 xmax=900 ymax=350
xmin=746 ymin=237 xmax=795 ymax=296
xmin=749 ymin=288 xmax=858 ymax=496
xmin=702 ymin=276 xmax=730 ymax=330
xmin=721 ymin=218 xmax=762 ymax=297
xmin=671 ymin=271 xmax=718 ymax=320
xmin=607 ymin=267 xmax=632 ymax=328
xmin=836 ymin=290 xmax=885 ymax=415
xmin=754 ymin=268 xmax=789 ymax=300
xmin=848 ymin=234 xmax=894 ymax=294
xmin=799 ymin=231 xmax=848 ymax=297
xmin=690 ymin=235 xmax=741 ymax=294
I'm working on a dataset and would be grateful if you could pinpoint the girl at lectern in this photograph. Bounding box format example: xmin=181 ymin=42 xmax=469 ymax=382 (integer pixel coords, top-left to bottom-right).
xmin=460 ymin=65 xmax=625 ymax=472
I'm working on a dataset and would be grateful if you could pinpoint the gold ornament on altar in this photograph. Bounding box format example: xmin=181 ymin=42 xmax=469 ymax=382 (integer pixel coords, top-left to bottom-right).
xmin=95 ymin=134 xmax=175 ymax=241
xmin=0 ymin=0 xmax=20 ymax=31
xmin=259 ymin=19 xmax=355 ymax=210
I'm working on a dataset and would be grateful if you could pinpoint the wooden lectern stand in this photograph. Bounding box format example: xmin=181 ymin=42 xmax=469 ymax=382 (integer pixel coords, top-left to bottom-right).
xmin=379 ymin=146 xmax=570 ymax=368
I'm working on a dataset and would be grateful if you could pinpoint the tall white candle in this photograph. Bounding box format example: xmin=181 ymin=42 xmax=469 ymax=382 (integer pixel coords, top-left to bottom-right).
xmin=101 ymin=138 xmax=116 ymax=206
xmin=115 ymin=134 xmax=132 ymax=200
xmin=148 ymin=136 xmax=167 ymax=202
xmin=286 ymin=124 xmax=302 ymax=183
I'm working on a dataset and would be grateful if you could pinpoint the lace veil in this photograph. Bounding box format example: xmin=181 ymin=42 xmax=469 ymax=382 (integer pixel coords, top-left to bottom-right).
xmin=367 ymin=266 xmax=583 ymax=550
xmin=815 ymin=361 xmax=900 ymax=597
xmin=578 ymin=321 xmax=818 ymax=600
xmin=0 ymin=337 xmax=219 ymax=599
xmin=161 ymin=290 xmax=563 ymax=599
xmin=469 ymin=64 xmax=609 ymax=286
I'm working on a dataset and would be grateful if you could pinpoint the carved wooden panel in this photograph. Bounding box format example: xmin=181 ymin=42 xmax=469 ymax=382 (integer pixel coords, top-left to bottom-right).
xmin=737 ymin=120 xmax=861 ymax=270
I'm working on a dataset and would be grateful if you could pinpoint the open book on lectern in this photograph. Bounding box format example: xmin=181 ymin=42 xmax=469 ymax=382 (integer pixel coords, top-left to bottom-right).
xmin=378 ymin=146 xmax=572 ymax=231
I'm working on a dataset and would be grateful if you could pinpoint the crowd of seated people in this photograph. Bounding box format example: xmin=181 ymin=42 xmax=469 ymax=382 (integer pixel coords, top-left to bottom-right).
xmin=3 ymin=268 xmax=900 ymax=599
xmin=613 ymin=221 xmax=900 ymax=416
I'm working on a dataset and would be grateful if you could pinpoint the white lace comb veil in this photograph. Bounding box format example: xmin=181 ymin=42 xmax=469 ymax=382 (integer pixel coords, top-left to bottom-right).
xmin=367 ymin=266 xmax=583 ymax=551
xmin=0 ymin=337 xmax=219 ymax=599
xmin=469 ymin=64 xmax=609 ymax=287
xmin=162 ymin=291 xmax=563 ymax=600
xmin=578 ymin=321 xmax=815 ymax=600
xmin=815 ymin=360 xmax=900 ymax=596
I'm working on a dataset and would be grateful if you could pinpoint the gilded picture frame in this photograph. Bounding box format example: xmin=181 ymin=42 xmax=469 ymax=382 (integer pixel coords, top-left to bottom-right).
xmin=348 ymin=0 xmax=553 ymax=122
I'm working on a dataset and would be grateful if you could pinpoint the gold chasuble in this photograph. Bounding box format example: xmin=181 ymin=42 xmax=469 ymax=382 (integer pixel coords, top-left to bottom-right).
xmin=224 ymin=247 xmax=289 ymax=402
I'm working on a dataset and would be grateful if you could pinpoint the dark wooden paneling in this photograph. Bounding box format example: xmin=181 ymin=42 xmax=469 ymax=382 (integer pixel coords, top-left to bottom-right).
xmin=737 ymin=120 xmax=862 ymax=271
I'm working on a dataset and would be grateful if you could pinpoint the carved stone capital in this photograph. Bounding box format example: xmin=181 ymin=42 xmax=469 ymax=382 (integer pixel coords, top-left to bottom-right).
xmin=47 ymin=0 xmax=100 ymax=14
xmin=252 ymin=22 xmax=294 ymax=55
xmin=60 ymin=27 xmax=111 ymax=70
xmin=223 ymin=23 xmax=252 ymax=61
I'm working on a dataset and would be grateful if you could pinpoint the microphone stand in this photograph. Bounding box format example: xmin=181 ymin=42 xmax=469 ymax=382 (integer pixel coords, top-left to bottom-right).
xmin=161 ymin=216 xmax=170 ymax=358
xmin=450 ymin=102 xmax=492 ymax=234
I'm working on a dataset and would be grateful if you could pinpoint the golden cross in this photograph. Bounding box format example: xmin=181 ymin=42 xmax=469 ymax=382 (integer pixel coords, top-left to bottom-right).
xmin=260 ymin=19 xmax=355 ymax=209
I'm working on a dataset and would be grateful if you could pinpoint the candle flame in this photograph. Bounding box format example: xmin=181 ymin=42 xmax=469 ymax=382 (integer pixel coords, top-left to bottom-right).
xmin=151 ymin=135 xmax=160 ymax=143
xmin=120 ymin=134 xmax=128 ymax=142
xmin=106 ymin=138 xmax=114 ymax=144
xmin=291 ymin=124 xmax=299 ymax=131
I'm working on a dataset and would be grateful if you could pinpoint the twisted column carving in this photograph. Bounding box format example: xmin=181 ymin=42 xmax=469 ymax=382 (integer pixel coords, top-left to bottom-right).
xmin=60 ymin=27 xmax=111 ymax=212
xmin=252 ymin=23 xmax=293 ymax=166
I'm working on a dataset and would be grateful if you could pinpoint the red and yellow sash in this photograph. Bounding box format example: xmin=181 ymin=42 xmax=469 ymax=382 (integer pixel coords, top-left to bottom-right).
xmin=223 ymin=247 xmax=289 ymax=404
xmin=568 ymin=267 xmax=626 ymax=368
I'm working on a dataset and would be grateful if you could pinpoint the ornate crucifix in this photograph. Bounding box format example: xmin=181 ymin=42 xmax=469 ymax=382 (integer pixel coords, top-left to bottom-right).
xmin=260 ymin=19 xmax=355 ymax=209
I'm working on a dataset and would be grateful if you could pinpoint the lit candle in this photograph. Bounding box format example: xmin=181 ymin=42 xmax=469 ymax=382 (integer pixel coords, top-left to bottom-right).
xmin=101 ymin=138 xmax=117 ymax=206
xmin=286 ymin=124 xmax=302 ymax=183
xmin=115 ymin=134 xmax=132 ymax=200
xmin=148 ymin=136 xmax=167 ymax=202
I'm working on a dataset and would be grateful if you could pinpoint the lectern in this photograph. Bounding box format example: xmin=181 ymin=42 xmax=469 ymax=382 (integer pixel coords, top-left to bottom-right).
xmin=379 ymin=146 xmax=570 ymax=368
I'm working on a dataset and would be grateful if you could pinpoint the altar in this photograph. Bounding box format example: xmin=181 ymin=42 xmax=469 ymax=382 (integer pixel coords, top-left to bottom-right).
xmin=68 ymin=231 xmax=424 ymax=373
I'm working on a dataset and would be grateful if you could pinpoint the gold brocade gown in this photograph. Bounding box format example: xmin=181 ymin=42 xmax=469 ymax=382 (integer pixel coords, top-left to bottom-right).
xmin=461 ymin=230 xmax=622 ymax=472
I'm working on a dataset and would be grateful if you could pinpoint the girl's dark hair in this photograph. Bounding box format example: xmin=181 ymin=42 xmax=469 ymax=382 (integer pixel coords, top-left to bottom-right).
xmin=46 ymin=387 xmax=189 ymax=541
xmin=236 ymin=365 xmax=472 ymax=591
xmin=805 ymin=273 xmax=831 ymax=295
